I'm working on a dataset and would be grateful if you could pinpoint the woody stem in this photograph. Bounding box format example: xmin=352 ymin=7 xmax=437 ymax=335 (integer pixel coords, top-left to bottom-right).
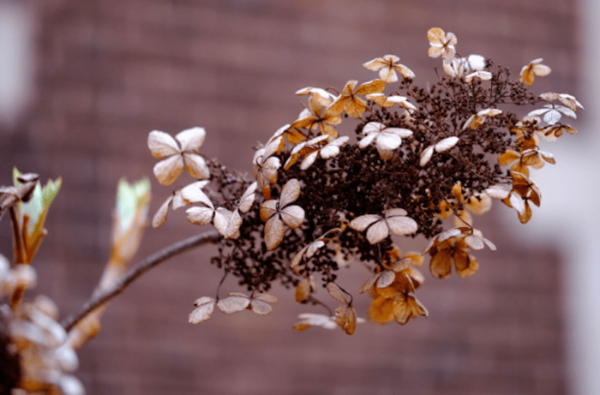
xmin=62 ymin=230 xmax=221 ymax=332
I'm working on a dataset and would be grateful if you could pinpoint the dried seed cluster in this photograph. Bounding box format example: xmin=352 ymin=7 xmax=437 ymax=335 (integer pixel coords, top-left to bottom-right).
xmin=148 ymin=27 xmax=582 ymax=334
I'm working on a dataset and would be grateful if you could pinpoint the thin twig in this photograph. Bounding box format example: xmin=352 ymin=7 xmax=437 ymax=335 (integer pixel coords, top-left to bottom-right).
xmin=61 ymin=229 xmax=221 ymax=331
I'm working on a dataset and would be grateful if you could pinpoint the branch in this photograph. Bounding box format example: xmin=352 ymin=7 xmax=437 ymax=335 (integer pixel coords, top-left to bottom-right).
xmin=61 ymin=229 xmax=221 ymax=331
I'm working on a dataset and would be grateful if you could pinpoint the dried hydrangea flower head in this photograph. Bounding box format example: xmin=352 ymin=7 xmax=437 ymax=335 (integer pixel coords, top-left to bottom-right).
xmin=147 ymin=27 xmax=582 ymax=335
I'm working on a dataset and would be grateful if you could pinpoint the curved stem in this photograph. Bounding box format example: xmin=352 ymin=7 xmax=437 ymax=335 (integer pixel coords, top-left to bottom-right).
xmin=61 ymin=229 xmax=221 ymax=332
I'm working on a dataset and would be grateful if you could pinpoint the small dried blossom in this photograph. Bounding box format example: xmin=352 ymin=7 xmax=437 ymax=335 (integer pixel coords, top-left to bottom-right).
xmin=148 ymin=127 xmax=209 ymax=185
xmin=358 ymin=122 xmax=413 ymax=160
xmin=427 ymin=27 xmax=457 ymax=59
xmin=328 ymin=79 xmax=386 ymax=118
xmin=152 ymin=188 xmax=186 ymax=228
xmin=442 ymin=54 xmax=485 ymax=78
xmin=289 ymin=94 xmax=342 ymax=138
xmin=462 ymin=108 xmax=503 ymax=130
xmin=183 ymin=181 xmax=236 ymax=238
xmin=260 ymin=179 xmax=305 ymax=250
xmin=366 ymin=93 xmax=417 ymax=111
xmin=253 ymin=138 xmax=282 ymax=199
xmin=520 ymin=58 xmax=551 ymax=85
xmin=350 ymin=209 xmax=418 ymax=245
xmin=540 ymin=92 xmax=584 ymax=111
xmin=498 ymin=148 xmax=555 ymax=177
xmin=424 ymin=228 xmax=495 ymax=279
xmin=295 ymin=87 xmax=336 ymax=107
xmin=464 ymin=70 xmax=492 ymax=83
xmin=363 ymin=55 xmax=415 ymax=83
xmin=502 ymin=172 xmax=541 ymax=224
xmin=528 ymin=104 xmax=576 ymax=126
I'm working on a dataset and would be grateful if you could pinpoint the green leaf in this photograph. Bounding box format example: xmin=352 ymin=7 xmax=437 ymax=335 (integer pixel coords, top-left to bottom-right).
xmin=116 ymin=178 xmax=151 ymax=235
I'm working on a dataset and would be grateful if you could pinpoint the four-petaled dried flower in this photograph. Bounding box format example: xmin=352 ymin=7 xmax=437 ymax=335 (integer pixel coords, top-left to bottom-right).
xmin=253 ymin=138 xmax=282 ymax=199
xmin=502 ymin=172 xmax=541 ymax=224
xmin=540 ymin=92 xmax=584 ymax=112
xmin=350 ymin=208 xmax=418 ymax=245
xmin=528 ymin=104 xmax=576 ymax=126
xmin=260 ymin=179 xmax=305 ymax=250
xmin=328 ymin=80 xmax=386 ymax=118
xmin=289 ymin=94 xmax=342 ymax=138
xmin=184 ymin=181 xmax=236 ymax=238
xmin=148 ymin=128 xmax=210 ymax=185
xmin=499 ymin=148 xmax=555 ymax=177
xmin=424 ymin=228 xmax=495 ymax=279
xmin=463 ymin=108 xmax=503 ymax=130
xmin=358 ymin=122 xmax=413 ymax=160
xmin=427 ymin=27 xmax=457 ymax=59
xmin=363 ymin=55 xmax=415 ymax=83
xmin=520 ymin=58 xmax=551 ymax=85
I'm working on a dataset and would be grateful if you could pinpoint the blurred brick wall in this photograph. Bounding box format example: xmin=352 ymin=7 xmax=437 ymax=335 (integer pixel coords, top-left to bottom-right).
xmin=0 ymin=0 xmax=578 ymax=394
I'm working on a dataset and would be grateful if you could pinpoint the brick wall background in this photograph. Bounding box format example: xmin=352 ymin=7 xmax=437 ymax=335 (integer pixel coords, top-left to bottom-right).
xmin=0 ymin=0 xmax=579 ymax=394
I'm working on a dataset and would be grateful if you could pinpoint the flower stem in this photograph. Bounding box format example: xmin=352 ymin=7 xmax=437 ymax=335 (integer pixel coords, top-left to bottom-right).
xmin=61 ymin=230 xmax=221 ymax=332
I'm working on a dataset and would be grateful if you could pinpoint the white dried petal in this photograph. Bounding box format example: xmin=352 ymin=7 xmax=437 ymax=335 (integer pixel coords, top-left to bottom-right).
xmin=186 ymin=206 xmax=214 ymax=226
xmin=183 ymin=153 xmax=210 ymax=180
xmin=181 ymin=181 xmax=212 ymax=207
xmin=176 ymin=127 xmax=206 ymax=152
xmin=188 ymin=296 xmax=216 ymax=324
xmin=213 ymin=207 xmax=232 ymax=237
xmin=250 ymin=300 xmax=273 ymax=315
xmin=435 ymin=136 xmax=459 ymax=152
xmin=265 ymin=216 xmax=285 ymax=250
xmin=420 ymin=145 xmax=434 ymax=167
xmin=280 ymin=205 xmax=305 ymax=229
xmin=148 ymin=131 xmax=180 ymax=158
xmin=254 ymin=293 xmax=278 ymax=304
xmin=377 ymin=270 xmax=396 ymax=288
xmin=153 ymin=155 xmax=184 ymax=186
xmin=217 ymin=296 xmax=250 ymax=314
xmin=349 ymin=215 xmax=381 ymax=231
xmin=386 ymin=216 xmax=418 ymax=236
xmin=366 ymin=220 xmax=389 ymax=244
xmin=485 ymin=184 xmax=511 ymax=199
xmin=238 ymin=182 xmax=257 ymax=213
xmin=280 ymin=179 xmax=301 ymax=207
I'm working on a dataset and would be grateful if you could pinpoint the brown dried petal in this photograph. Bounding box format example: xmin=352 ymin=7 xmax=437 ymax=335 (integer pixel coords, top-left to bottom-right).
xmin=326 ymin=282 xmax=352 ymax=305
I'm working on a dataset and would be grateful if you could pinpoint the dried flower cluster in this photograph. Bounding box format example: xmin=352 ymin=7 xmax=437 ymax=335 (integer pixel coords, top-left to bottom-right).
xmin=149 ymin=27 xmax=581 ymax=334
xmin=0 ymin=25 xmax=583 ymax=395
